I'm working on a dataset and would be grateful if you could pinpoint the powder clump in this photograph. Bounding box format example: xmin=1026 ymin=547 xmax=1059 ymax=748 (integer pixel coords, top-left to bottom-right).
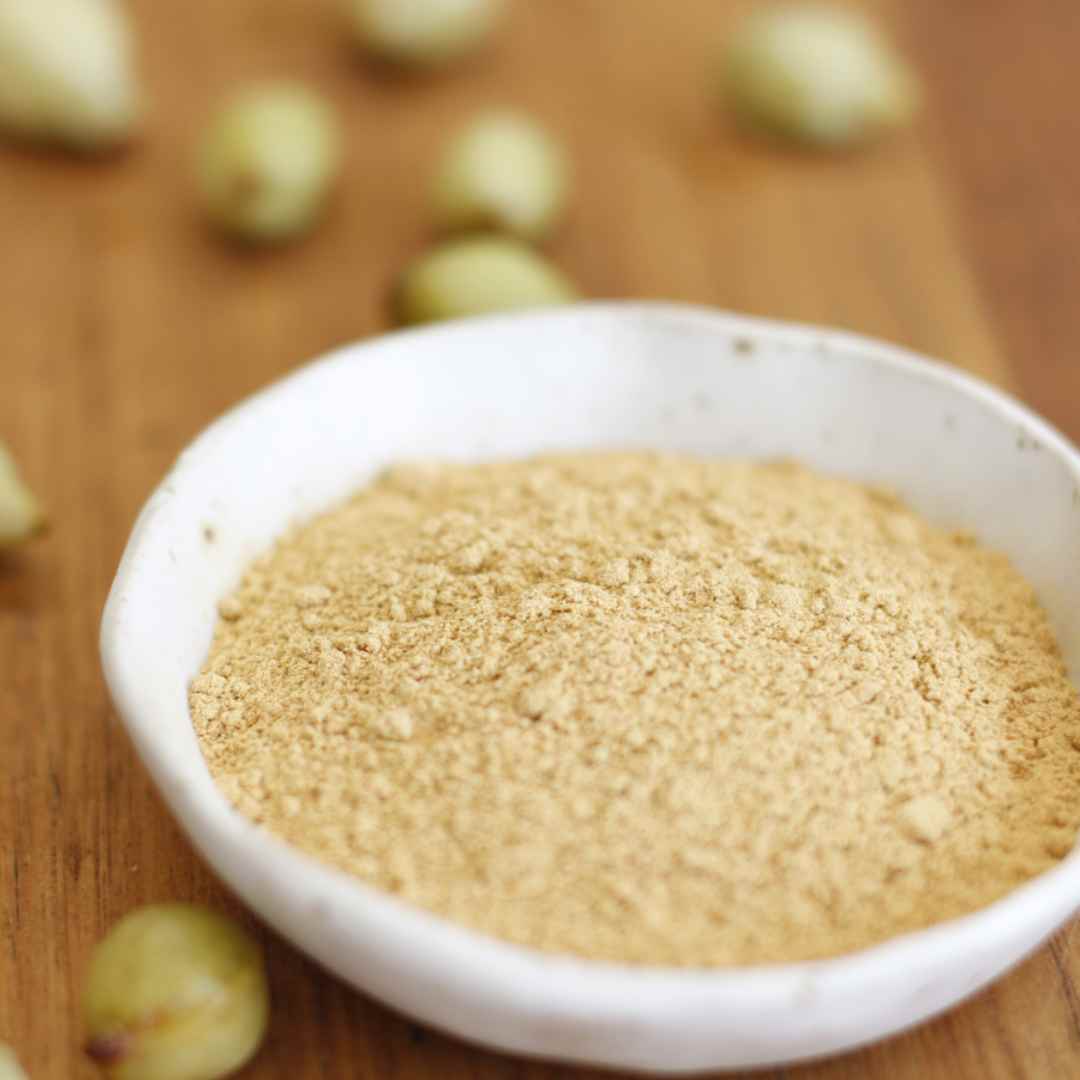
xmin=192 ymin=453 xmax=1080 ymax=965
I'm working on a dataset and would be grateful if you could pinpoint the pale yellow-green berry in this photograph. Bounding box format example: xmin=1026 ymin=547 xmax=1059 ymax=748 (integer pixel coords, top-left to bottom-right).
xmin=0 ymin=1045 xmax=28 ymax=1080
xmin=197 ymin=85 xmax=342 ymax=244
xmin=433 ymin=110 xmax=570 ymax=241
xmin=0 ymin=442 xmax=44 ymax=549
xmin=396 ymin=237 xmax=578 ymax=325
xmin=0 ymin=0 xmax=140 ymax=150
xmin=344 ymin=0 xmax=508 ymax=68
xmin=725 ymin=6 xmax=921 ymax=147
xmin=83 ymin=905 xmax=269 ymax=1080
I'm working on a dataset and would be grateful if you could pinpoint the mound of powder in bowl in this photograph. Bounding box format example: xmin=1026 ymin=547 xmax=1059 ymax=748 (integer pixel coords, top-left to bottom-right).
xmin=191 ymin=453 xmax=1080 ymax=966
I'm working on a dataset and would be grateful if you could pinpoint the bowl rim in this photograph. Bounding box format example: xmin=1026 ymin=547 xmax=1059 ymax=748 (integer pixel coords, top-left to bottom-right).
xmin=100 ymin=301 xmax=1080 ymax=1056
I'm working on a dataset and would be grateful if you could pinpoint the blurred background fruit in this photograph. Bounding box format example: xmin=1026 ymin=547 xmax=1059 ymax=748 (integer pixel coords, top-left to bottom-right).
xmin=0 ymin=0 xmax=140 ymax=149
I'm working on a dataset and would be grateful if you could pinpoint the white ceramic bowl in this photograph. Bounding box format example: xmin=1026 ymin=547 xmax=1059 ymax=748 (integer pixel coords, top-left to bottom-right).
xmin=101 ymin=303 xmax=1080 ymax=1074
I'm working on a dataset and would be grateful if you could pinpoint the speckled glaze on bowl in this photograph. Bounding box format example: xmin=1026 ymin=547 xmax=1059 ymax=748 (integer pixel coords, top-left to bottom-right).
xmin=101 ymin=303 xmax=1080 ymax=1073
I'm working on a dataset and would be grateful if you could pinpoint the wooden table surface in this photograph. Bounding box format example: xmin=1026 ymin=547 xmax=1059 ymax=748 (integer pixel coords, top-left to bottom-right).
xmin=4 ymin=1 xmax=1080 ymax=1076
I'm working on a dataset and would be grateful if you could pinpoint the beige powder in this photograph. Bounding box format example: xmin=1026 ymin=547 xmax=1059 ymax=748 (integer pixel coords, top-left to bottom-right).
xmin=191 ymin=453 xmax=1080 ymax=965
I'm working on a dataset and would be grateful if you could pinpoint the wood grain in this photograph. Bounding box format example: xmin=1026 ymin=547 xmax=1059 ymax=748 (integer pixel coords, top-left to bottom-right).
xmin=2 ymin=1 xmax=1079 ymax=1076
